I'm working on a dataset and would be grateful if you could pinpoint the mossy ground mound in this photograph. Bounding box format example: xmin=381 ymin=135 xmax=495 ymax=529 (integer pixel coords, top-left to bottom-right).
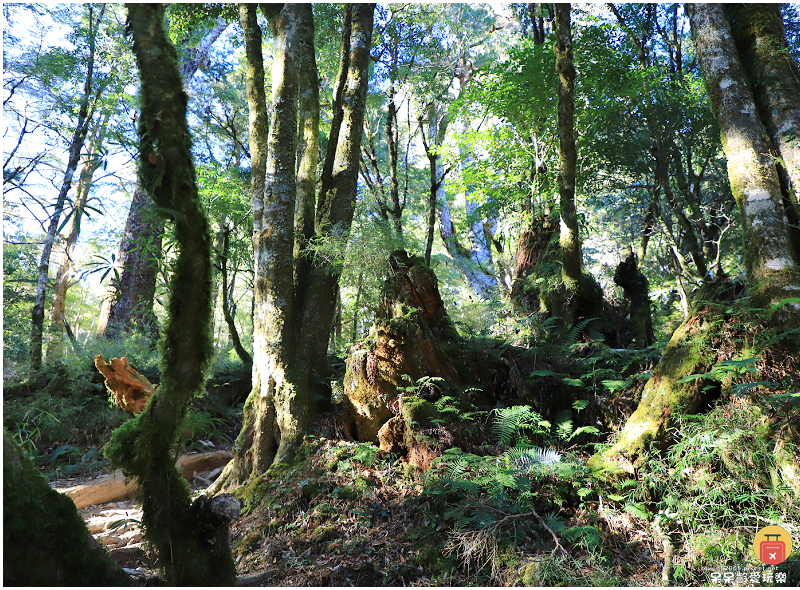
xmin=3 ymin=429 xmax=131 ymax=586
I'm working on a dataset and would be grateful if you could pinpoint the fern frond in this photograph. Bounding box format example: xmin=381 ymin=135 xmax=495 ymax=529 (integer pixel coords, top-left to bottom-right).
xmin=565 ymin=317 xmax=595 ymax=347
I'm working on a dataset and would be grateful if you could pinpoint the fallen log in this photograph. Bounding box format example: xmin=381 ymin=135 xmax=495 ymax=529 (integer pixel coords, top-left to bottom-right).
xmin=59 ymin=450 xmax=232 ymax=509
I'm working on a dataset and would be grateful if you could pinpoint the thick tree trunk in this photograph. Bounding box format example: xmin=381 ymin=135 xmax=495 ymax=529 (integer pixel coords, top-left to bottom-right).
xmin=30 ymin=4 xmax=102 ymax=373
xmin=98 ymin=16 xmax=229 ymax=340
xmin=96 ymin=188 xmax=162 ymax=338
xmin=688 ymin=3 xmax=800 ymax=326
xmin=212 ymin=4 xmax=375 ymax=492
xmin=725 ymin=3 xmax=800 ymax=260
xmin=103 ymin=6 xmax=236 ymax=585
xmin=4 ymin=430 xmax=131 ymax=586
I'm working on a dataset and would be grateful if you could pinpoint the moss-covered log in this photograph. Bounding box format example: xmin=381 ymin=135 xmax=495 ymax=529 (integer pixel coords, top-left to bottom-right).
xmin=102 ymin=5 xmax=237 ymax=585
xmin=3 ymin=429 xmax=131 ymax=586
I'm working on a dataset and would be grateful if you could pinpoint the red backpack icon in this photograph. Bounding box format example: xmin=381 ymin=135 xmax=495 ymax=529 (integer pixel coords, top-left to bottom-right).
xmin=760 ymin=534 xmax=786 ymax=564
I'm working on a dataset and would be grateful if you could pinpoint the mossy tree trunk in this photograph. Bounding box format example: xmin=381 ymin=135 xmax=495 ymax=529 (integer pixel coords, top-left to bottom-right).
xmin=589 ymin=5 xmax=800 ymax=474
xmin=587 ymin=295 xmax=720 ymax=474
xmin=4 ymin=430 xmax=131 ymax=586
xmin=688 ymin=3 xmax=800 ymax=327
xmin=211 ymin=3 xmax=375 ymax=491
xmin=725 ymin=3 xmax=800 ymax=261
xmin=555 ymin=4 xmax=603 ymax=331
xmin=103 ymin=5 xmax=236 ymax=584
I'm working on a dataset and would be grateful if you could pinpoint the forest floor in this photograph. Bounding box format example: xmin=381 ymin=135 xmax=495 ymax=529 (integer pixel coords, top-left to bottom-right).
xmin=57 ymin=419 xmax=664 ymax=587
xmin=7 ymin=320 xmax=800 ymax=586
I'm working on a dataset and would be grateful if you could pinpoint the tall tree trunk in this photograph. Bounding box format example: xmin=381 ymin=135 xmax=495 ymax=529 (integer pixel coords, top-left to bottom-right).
xmin=294 ymin=4 xmax=320 ymax=300
xmin=211 ymin=3 xmax=375 ymax=491
xmin=97 ymin=16 xmax=229 ymax=339
xmin=725 ymin=3 xmax=800 ymax=261
xmin=47 ymin=112 xmax=110 ymax=360
xmin=689 ymin=3 xmax=800 ymax=324
xmin=588 ymin=3 xmax=800 ymax=475
xmin=104 ymin=5 xmax=236 ymax=585
xmin=555 ymin=3 xmax=583 ymax=325
xmin=30 ymin=4 xmax=103 ymax=373
xmin=295 ymin=2 xmax=375 ymax=458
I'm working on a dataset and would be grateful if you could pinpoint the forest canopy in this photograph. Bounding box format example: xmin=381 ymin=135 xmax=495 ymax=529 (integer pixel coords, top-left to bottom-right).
xmin=3 ymin=2 xmax=800 ymax=587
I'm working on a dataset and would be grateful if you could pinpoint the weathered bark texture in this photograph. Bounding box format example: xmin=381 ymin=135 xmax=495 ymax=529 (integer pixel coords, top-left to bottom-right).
xmin=688 ymin=3 xmax=800 ymax=327
xmin=103 ymin=5 xmax=236 ymax=585
xmin=95 ymin=354 xmax=156 ymax=417
xmin=210 ymin=4 xmax=376 ymax=493
xmin=510 ymin=214 xmax=559 ymax=311
xmin=98 ymin=16 xmax=229 ymax=340
xmin=4 ymin=430 xmax=131 ymax=586
xmin=96 ymin=188 xmax=162 ymax=338
xmin=725 ymin=3 xmax=800 ymax=261
xmin=30 ymin=4 xmax=103 ymax=372
xmin=342 ymin=251 xmax=496 ymax=470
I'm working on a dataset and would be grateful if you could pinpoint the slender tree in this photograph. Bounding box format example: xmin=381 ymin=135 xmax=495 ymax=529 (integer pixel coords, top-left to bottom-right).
xmin=104 ymin=5 xmax=237 ymax=584
xmin=555 ymin=3 xmax=582 ymax=326
xmin=30 ymin=4 xmax=104 ymax=373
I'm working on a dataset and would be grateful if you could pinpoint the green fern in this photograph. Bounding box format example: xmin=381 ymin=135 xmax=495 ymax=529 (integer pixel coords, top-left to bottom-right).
xmin=493 ymin=405 xmax=550 ymax=446
xmin=565 ymin=317 xmax=595 ymax=347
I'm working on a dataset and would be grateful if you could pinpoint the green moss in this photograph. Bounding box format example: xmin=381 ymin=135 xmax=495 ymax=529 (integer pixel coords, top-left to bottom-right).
xmin=238 ymin=476 xmax=269 ymax=513
xmin=3 ymin=429 xmax=131 ymax=586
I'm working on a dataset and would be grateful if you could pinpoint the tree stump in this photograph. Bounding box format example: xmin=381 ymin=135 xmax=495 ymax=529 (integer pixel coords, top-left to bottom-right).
xmin=94 ymin=355 xmax=155 ymax=417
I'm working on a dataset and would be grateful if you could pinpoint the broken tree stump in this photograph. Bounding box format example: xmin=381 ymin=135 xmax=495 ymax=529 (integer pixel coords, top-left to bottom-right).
xmin=94 ymin=355 xmax=155 ymax=417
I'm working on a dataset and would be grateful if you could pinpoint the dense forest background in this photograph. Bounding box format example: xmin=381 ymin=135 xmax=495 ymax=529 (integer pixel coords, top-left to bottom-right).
xmin=3 ymin=2 xmax=800 ymax=587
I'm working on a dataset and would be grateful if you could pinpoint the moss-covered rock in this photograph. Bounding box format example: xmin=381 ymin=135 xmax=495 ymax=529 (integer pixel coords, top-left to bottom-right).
xmin=3 ymin=429 xmax=131 ymax=586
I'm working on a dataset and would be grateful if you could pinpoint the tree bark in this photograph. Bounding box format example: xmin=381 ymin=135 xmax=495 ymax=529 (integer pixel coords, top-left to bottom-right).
xmin=212 ymin=3 xmax=375 ymax=491
xmin=688 ymin=3 xmax=800 ymax=325
xmin=98 ymin=15 xmax=229 ymax=340
xmin=4 ymin=430 xmax=131 ymax=586
xmin=103 ymin=5 xmax=236 ymax=585
xmin=555 ymin=4 xmax=583 ymax=325
xmin=725 ymin=3 xmax=800 ymax=260
xmin=96 ymin=188 xmax=162 ymax=339
xmin=30 ymin=4 xmax=103 ymax=373
xmin=294 ymin=3 xmax=320 ymax=301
